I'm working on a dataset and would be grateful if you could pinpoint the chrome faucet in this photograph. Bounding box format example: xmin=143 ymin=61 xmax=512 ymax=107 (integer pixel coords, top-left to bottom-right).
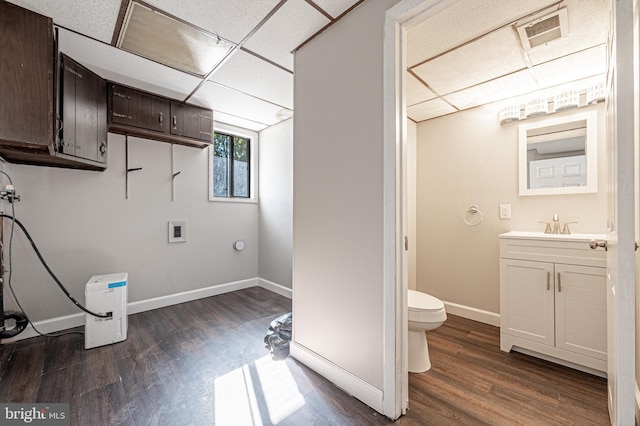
xmin=552 ymin=214 xmax=560 ymax=234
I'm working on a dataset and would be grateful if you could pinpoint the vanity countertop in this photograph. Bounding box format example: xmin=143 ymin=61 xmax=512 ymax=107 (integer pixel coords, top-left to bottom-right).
xmin=500 ymin=231 xmax=607 ymax=242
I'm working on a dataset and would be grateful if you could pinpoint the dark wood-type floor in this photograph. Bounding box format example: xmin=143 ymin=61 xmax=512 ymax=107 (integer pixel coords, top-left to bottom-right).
xmin=0 ymin=287 xmax=608 ymax=425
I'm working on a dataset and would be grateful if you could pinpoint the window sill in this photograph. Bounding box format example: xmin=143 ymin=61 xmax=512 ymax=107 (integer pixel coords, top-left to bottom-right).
xmin=209 ymin=196 xmax=258 ymax=204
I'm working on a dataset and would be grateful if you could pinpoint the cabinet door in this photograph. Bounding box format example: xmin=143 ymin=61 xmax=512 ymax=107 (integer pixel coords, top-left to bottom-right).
xmin=134 ymin=93 xmax=169 ymax=133
xmin=60 ymin=58 xmax=77 ymax=157
xmin=111 ymin=85 xmax=135 ymax=126
xmin=500 ymin=259 xmax=555 ymax=346
xmin=170 ymin=102 xmax=184 ymax=136
xmin=554 ymin=264 xmax=607 ymax=360
xmin=170 ymin=102 xmax=213 ymax=142
xmin=60 ymin=56 xmax=107 ymax=164
xmin=0 ymin=2 xmax=53 ymax=148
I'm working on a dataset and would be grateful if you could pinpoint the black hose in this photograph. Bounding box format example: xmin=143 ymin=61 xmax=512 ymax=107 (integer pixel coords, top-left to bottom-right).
xmin=0 ymin=214 xmax=111 ymax=319
xmin=0 ymin=311 xmax=28 ymax=338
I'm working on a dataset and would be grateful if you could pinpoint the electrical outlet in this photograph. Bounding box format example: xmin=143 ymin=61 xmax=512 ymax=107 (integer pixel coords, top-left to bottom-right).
xmin=499 ymin=204 xmax=511 ymax=219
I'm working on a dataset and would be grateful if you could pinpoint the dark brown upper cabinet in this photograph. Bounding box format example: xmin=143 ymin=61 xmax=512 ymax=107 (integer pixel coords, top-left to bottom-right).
xmin=170 ymin=102 xmax=214 ymax=143
xmin=59 ymin=54 xmax=108 ymax=165
xmin=0 ymin=2 xmax=106 ymax=170
xmin=108 ymin=84 xmax=213 ymax=148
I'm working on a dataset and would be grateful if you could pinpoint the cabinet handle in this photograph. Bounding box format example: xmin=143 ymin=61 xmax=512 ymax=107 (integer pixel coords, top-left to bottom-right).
xmin=172 ymin=116 xmax=177 ymax=128
xmin=159 ymin=112 xmax=163 ymax=124
xmin=112 ymin=112 xmax=132 ymax=119
xmin=200 ymin=131 xmax=212 ymax=136
xmin=557 ymin=272 xmax=562 ymax=292
xmin=546 ymin=271 xmax=550 ymax=291
xmin=113 ymin=91 xmax=130 ymax=99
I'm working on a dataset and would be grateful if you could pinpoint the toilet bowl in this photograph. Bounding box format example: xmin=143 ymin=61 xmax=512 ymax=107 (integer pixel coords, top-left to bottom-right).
xmin=408 ymin=289 xmax=446 ymax=373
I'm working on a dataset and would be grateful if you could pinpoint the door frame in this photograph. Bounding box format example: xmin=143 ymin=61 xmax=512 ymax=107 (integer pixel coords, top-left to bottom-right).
xmin=382 ymin=0 xmax=636 ymax=422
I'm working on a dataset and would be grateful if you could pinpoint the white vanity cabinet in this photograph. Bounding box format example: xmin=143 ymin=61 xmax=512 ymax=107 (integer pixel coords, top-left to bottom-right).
xmin=499 ymin=232 xmax=607 ymax=374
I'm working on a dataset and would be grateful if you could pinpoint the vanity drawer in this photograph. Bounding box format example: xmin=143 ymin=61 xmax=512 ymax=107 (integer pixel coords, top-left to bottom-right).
xmin=499 ymin=236 xmax=606 ymax=267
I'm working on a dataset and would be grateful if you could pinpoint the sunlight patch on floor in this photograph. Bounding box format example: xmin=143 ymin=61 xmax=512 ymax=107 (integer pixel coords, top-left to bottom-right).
xmin=214 ymin=364 xmax=263 ymax=426
xmin=213 ymin=355 xmax=306 ymax=425
xmin=254 ymin=355 xmax=306 ymax=424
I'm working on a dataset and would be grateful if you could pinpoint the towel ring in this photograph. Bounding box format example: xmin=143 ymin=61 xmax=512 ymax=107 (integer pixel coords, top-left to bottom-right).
xmin=463 ymin=205 xmax=483 ymax=226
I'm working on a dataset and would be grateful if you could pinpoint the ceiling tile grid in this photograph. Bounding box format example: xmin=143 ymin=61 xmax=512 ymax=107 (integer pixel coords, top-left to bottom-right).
xmin=190 ymin=81 xmax=287 ymax=128
xmin=411 ymin=27 xmax=527 ymax=95
xmin=524 ymin=0 xmax=609 ymax=65
xmin=8 ymin=0 xmax=121 ymax=43
xmin=444 ymin=69 xmax=539 ymax=110
xmin=406 ymin=0 xmax=555 ymax=68
xmin=408 ymin=98 xmax=457 ymax=122
xmin=312 ymin=0 xmax=361 ymax=18
xmin=242 ymin=0 xmax=331 ymax=71
xmin=209 ymin=49 xmax=293 ymax=110
xmin=530 ymin=45 xmax=607 ymax=88
xmin=406 ymin=73 xmax=437 ymax=106
xmin=57 ymin=28 xmax=204 ymax=101
xmin=144 ymin=0 xmax=283 ymax=45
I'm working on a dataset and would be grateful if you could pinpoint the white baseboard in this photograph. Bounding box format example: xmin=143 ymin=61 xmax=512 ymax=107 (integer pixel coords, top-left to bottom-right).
xmin=290 ymin=340 xmax=383 ymax=413
xmin=258 ymin=278 xmax=292 ymax=299
xmin=127 ymin=278 xmax=258 ymax=315
xmin=443 ymin=301 xmax=500 ymax=327
xmin=2 ymin=277 xmax=290 ymax=343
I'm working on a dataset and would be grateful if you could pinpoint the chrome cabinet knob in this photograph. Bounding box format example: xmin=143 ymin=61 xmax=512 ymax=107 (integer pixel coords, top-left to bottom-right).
xmin=589 ymin=240 xmax=608 ymax=251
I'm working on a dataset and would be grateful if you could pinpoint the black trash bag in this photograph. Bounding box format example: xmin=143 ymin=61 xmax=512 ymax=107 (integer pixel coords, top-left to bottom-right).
xmin=264 ymin=312 xmax=292 ymax=360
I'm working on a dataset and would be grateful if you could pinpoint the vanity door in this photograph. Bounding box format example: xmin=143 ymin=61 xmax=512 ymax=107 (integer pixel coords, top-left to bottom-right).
xmin=500 ymin=259 xmax=555 ymax=347
xmin=554 ymin=264 xmax=607 ymax=360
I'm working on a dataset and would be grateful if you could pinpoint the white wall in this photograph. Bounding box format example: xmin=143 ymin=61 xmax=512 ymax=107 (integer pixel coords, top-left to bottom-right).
xmin=415 ymin=102 xmax=607 ymax=315
xmin=2 ymin=124 xmax=259 ymax=324
xmin=407 ymin=119 xmax=417 ymax=290
xmin=293 ymin=0 xmax=400 ymax=397
xmin=258 ymin=118 xmax=293 ymax=288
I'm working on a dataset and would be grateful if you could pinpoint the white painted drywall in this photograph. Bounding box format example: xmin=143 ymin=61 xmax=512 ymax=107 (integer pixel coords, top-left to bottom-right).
xmin=258 ymin=118 xmax=293 ymax=288
xmin=415 ymin=102 xmax=607 ymax=314
xmin=407 ymin=119 xmax=417 ymax=290
xmin=2 ymin=125 xmax=259 ymax=323
xmin=293 ymin=0 xmax=401 ymax=392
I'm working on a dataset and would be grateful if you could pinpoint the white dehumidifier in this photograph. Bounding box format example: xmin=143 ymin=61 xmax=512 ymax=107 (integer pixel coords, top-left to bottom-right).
xmin=84 ymin=272 xmax=128 ymax=349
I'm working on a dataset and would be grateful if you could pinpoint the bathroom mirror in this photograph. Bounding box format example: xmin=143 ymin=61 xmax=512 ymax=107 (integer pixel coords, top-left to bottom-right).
xmin=518 ymin=110 xmax=598 ymax=196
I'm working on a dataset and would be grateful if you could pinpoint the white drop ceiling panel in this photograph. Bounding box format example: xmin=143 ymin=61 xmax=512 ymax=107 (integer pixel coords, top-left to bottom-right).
xmin=406 ymin=73 xmax=436 ymax=106
xmin=531 ymin=45 xmax=607 ymax=88
xmin=411 ymin=27 xmax=527 ymax=95
xmin=408 ymin=98 xmax=457 ymax=122
xmin=243 ymin=0 xmax=331 ymax=71
xmin=8 ymin=0 xmax=121 ymax=43
xmin=406 ymin=0 xmax=554 ymax=67
xmin=214 ymin=111 xmax=269 ymax=132
xmin=312 ymin=0 xmax=360 ymax=18
xmin=57 ymin=28 xmax=202 ymax=101
xmin=525 ymin=0 xmax=608 ymax=65
xmin=145 ymin=0 xmax=282 ymax=44
xmin=190 ymin=81 xmax=285 ymax=128
xmin=444 ymin=69 xmax=539 ymax=110
xmin=209 ymin=50 xmax=293 ymax=110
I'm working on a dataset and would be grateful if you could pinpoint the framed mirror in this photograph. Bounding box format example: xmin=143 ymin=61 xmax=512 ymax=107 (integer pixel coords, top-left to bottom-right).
xmin=518 ymin=110 xmax=598 ymax=196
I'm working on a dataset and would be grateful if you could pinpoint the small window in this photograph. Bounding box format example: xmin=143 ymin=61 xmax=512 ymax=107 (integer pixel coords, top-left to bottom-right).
xmin=210 ymin=131 xmax=251 ymax=199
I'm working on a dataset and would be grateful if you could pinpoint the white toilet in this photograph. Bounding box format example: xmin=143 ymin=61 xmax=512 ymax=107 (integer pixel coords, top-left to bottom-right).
xmin=408 ymin=289 xmax=447 ymax=373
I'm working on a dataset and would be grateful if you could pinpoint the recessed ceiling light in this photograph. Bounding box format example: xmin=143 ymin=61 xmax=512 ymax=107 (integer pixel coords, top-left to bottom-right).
xmin=117 ymin=1 xmax=236 ymax=77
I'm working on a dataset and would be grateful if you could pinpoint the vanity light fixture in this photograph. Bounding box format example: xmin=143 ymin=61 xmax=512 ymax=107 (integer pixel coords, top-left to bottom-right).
xmin=553 ymin=90 xmax=579 ymax=112
xmin=586 ymin=82 xmax=606 ymax=104
xmin=498 ymin=105 xmax=521 ymax=124
xmin=525 ymin=97 xmax=548 ymax=118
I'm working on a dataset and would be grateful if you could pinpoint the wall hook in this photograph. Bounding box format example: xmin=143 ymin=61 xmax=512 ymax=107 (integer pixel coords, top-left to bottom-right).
xmin=125 ymin=136 xmax=143 ymax=200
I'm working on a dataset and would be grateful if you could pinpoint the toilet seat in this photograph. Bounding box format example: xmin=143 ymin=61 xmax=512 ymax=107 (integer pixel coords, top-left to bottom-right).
xmin=408 ymin=289 xmax=446 ymax=323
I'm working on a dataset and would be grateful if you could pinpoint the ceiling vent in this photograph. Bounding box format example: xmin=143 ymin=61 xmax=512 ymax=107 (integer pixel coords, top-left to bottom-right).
xmin=116 ymin=1 xmax=236 ymax=77
xmin=516 ymin=8 xmax=568 ymax=50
